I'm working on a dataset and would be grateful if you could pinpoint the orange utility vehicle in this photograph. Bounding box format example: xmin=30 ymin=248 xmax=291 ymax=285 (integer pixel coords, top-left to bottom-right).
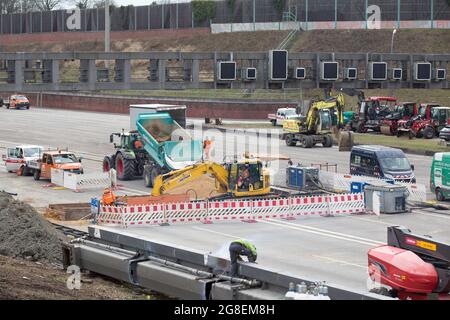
xmin=4 ymin=94 xmax=30 ymax=109
xmin=28 ymin=150 xmax=83 ymax=180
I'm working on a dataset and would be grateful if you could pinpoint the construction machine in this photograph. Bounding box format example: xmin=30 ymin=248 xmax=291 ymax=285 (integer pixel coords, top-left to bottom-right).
xmin=151 ymin=158 xmax=271 ymax=200
xmin=380 ymin=102 xmax=418 ymax=136
xmin=282 ymin=93 xmax=345 ymax=148
xmin=343 ymin=90 xmax=397 ymax=133
xmin=397 ymin=104 xmax=450 ymax=139
xmin=368 ymin=226 xmax=450 ymax=300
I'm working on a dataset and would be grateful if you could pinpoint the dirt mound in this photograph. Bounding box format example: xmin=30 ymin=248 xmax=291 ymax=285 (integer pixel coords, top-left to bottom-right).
xmin=0 ymin=192 xmax=62 ymax=263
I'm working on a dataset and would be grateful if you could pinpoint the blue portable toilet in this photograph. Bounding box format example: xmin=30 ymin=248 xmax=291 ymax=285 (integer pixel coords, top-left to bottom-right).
xmin=350 ymin=182 xmax=368 ymax=193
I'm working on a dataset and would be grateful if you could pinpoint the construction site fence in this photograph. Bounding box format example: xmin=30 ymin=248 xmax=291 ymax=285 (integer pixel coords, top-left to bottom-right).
xmin=318 ymin=170 xmax=427 ymax=203
xmin=51 ymin=168 xmax=115 ymax=192
xmin=1 ymin=0 xmax=449 ymax=35
xmin=94 ymin=192 xmax=365 ymax=227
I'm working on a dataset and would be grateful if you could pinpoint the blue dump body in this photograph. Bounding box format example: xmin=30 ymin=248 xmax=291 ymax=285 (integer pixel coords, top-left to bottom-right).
xmin=136 ymin=113 xmax=203 ymax=170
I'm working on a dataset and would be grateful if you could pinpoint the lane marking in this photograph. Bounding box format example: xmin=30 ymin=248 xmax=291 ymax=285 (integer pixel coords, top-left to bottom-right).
xmin=259 ymin=219 xmax=383 ymax=247
xmin=412 ymin=209 xmax=450 ymax=221
xmin=192 ymin=226 xmax=245 ymax=240
xmin=348 ymin=216 xmax=392 ymax=226
xmin=312 ymin=255 xmax=368 ymax=270
xmin=265 ymin=218 xmax=384 ymax=245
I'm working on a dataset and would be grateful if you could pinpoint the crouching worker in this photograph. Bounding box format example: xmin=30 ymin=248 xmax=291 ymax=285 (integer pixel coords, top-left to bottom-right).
xmin=229 ymin=239 xmax=257 ymax=277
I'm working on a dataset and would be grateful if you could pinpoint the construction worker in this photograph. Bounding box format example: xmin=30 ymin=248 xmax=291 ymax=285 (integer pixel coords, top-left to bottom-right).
xmin=229 ymin=239 xmax=257 ymax=277
xmin=203 ymin=138 xmax=213 ymax=160
xmin=237 ymin=165 xmax=250 ymax=190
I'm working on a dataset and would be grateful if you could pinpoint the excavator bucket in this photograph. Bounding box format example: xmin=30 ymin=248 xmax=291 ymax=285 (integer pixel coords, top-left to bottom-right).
xmin=334 ymin=128 xmax=354 ymax=151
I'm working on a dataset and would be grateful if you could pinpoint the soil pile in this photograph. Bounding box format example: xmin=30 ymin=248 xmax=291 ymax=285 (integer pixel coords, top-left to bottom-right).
xmin=0 ymin=192 xmax=62 ymax=263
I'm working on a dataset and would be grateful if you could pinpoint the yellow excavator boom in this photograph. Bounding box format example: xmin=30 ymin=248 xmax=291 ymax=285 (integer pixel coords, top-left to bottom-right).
xmin=152 ymin=161 xmax=229 ymax=196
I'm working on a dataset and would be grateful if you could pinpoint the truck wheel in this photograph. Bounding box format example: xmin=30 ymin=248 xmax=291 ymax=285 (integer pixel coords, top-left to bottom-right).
xmin=285 ymin=135 xmax=296 ymax=146
xmin=33 ymin=170 xmax=40 ymax=181
xmin=322 ymin=135 xmax=333 ymax=148
xmin=423 ymin=127 xmax=434 ymax=139
xmin=436 ymin=188 xmax=445 ymax=201
xmin=23 ymin=166 xmax=31 ymax=176
xmin=115 ymin=153 xmax=134 ymax=180
xmin=143 ymin=165 xmax=153 ymax=187
xmin=304 ymin=136 xmax=314 ymax=148
xmin=102 ymin=156 xmax=112 ymax=172
xmin=271 ymin=119 xmax=276 ymax=126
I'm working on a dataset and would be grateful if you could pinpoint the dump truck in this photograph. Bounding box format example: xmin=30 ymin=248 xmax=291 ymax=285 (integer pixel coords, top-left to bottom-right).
xmin=28 ymin=150 xmax=83 ymax=181
xmin=397 ymin=104 xmax=450 ymax=139
xmin=282 ymin=93 xmax=345 ymax=148
xmin=380 ymin=102 xmax=418 ymax=136
xmin=103 ymin=112 xmax=203 ymax=186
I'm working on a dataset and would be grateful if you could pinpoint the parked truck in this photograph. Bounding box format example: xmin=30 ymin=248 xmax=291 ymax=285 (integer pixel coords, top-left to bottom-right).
xmin=28 ymin=150 xmax=83 ymax=181
xmin=103 ymin=112 xmax=203 ymax=187
xmin=268 ymin=107 xmax=298 ymax=126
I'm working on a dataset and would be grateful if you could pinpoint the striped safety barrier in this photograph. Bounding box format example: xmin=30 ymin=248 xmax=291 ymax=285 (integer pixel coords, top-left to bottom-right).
xmin=95 ymin=192 xmax=366 ymax=227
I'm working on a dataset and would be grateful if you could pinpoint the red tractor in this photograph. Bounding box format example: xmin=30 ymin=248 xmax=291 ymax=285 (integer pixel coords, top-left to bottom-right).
xmin=380 ymin=102 xmax=418 ymax=136
xmin=348 ymin=95 xmax=397 ymax=133
xmin=397 ymin=104 xmax=450 ymax=139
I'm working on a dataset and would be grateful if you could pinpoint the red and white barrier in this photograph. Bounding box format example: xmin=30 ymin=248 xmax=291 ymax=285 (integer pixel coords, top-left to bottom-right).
xmin=96 ymin=193 xmax=366 ymax=227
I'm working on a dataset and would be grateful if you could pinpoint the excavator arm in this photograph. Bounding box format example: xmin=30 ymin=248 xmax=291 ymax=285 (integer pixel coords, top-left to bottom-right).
xmin=305 ymin=93 xmax=345 ymax=132
xmin=151 ymin=161 xmax=229 ymax=196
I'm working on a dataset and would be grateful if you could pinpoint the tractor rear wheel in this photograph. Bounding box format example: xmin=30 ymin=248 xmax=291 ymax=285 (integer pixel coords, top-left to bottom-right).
xmin=115 ymin=153 xmax=134 ymax=180
xmin=423 ymin=127 xmax=435 ymax=139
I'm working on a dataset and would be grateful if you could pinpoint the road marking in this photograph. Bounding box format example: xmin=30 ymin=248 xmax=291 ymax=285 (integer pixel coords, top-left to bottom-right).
xmin=259 ymin=219 xmax=384 ymax=247
xmin=265 ymin=218 xmax=384 ymax=245
xmin=312 ymin=255 xmax=367 ymax=270
xmin=413 ymin=209 xmax=450 ymax=221
xmin=192 ymin=226 xmax=245 ymax=240
xmin=348 ymin=216 xmax=392 ymax=226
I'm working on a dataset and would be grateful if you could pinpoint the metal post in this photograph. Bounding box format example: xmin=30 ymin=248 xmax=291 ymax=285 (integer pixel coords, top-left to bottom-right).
xmin=253 ymin=0 xmax=255 ymax=31
xmin=105 ymin=1 xmax=110 ymax=68
xmin=96 ymin=7 xmax=99 ymax=31
xmin=397 ymin=0 xmax=400 ymax=29
xmin=134 ymin=5 xmax=137 ymax=30
xmin=192 ymin=5 xmax=194 ymax=28
xmin=161 ymin=2 xmax=164 ymax=29
xmin=41 ymin=11 xmax=43 ymax=32
xmin=390 ymin=29 xmax=397 ymax=53
xmin=365 ymin=0 xmax=368 ymax=29
xmin=176 ymin=2 xmax=178 ymax=29
xmin=334 ymin=0 xmax=337 ymax=30
xmin=431 ymin=0 xmax=434 ymax=29
xmin=305 ymin=0 xmax=308 ymax=31
xmin=148 ymin=5 xmax=150 ymax=30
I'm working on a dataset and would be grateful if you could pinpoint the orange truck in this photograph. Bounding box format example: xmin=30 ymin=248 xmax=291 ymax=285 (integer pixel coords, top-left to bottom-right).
xmin=27 ymin=150 xmax=84 ymax=181
xmin=4 ymin=94 xmax=30 ymax=109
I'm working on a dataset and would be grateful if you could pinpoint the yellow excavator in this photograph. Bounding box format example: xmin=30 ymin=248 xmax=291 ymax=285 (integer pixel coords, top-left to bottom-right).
xmin=283 ymin=92 xmax=344 ymax=148
xmin=151 ymin=158 xmax=271 ymax=200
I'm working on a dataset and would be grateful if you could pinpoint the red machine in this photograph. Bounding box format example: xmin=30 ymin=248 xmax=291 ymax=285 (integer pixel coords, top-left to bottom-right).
xmin=380 ymin=102 xmax=418 ymax=136
xmin=368 ymin=226 xmax=450 ymax=300
xmin=396 ymin=104 xmax=450 ymax=139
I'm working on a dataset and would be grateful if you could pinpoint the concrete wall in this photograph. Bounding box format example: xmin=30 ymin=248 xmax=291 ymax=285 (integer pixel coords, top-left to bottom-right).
xmin=11 ymin=92 xmax=296 ymax=120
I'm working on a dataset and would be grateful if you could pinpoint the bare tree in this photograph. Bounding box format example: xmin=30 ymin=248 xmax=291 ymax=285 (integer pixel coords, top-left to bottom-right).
xmin=34 ymin=0 xmax=63 ymax=11
xmin=92 ymin=0 xmax=116 ymax=8
xmin=71 ymin=0 xmax=91 ymax=9
xmin=0 ymin=0 xmax=20 ymax=14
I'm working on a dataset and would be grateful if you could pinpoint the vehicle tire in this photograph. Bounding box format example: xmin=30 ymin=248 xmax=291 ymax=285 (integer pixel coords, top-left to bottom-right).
xmin=304 ymin=136 xmax=314 ymax=148
xmin=271 ymin=119 xmax=276 ymax=126
xmin=150 ymin=166 xmax=161 ymax=187
xmin=23 ymin=166 xmax=32 ymax=176
xmin=115 ymin=153 xmax=134 ymax=180
xmin=436 ymin=188 xmax=445 ymax=201
xmin=143 ymin=165 xmax=153 ymax=188
xmin=285 ymin=134 xmax=296 ymax=147
xmin=102 ymin=156 xmax=112 ymax=172
xmin=33 ymin=170 xmax=40 ymax=181
xmin=322 ymin=135 xmax=333 ymax=148
xmin=423 ymin=127 xmax=435 ymax=139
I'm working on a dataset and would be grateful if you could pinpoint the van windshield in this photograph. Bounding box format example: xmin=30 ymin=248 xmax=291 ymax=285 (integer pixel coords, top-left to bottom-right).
xmin=53 ymin=154 xmax=78 ymax=164
xmin=379 ymin=157 xmax=411 ymax=171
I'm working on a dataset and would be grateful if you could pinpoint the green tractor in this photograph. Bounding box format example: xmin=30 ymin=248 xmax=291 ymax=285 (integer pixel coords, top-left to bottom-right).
xmin=103 ymin=130 xmax=150 ymax=180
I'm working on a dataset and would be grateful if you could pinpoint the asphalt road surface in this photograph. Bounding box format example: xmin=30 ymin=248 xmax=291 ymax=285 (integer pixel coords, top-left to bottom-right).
xmin=0 ymin=107 xmax=448 ymax=293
